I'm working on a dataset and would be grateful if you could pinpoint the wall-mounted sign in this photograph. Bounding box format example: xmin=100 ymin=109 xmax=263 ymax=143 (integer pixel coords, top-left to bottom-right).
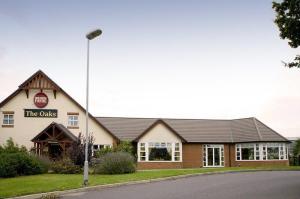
xmin=24 ymin=109 xmax=57 ymax=118
xmin=34 ymin=92 xmax=48 ymax=108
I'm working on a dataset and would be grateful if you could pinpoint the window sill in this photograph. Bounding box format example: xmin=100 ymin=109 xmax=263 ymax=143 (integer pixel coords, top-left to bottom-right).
xmin=67 ymin=126 xmax=79 ymax=129
xmin=2 ymin=125 xmax=14 ymax=128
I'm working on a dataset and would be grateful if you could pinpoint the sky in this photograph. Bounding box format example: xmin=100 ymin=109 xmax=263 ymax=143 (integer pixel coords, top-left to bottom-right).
xmin=0 ymin=0 xmax=299 ymax=137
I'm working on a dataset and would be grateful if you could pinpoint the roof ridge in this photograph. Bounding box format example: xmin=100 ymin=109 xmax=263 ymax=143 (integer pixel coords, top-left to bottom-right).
xmin=254 ymin=118 xmax=289 ymax=142
xmin=229 ymin=120 xmax=234 ymax=143
xmin=252 ymin=117 xmax=263 ymax=141
xmin=96 ymin=116 xmax=256 ymax=121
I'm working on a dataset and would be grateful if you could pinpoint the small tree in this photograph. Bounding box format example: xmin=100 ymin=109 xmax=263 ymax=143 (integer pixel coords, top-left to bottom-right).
xmin=68 ymin=133 xmax=94 ymax=166
xmin=114 ymin=141 xmax=134 ymax=154
xmin=293 ymin=139 xmax=300 ymax=157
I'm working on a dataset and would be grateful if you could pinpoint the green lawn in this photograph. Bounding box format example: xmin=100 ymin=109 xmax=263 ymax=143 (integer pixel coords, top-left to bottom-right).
xmin=1 ymin=166 xmax=299 ymax=198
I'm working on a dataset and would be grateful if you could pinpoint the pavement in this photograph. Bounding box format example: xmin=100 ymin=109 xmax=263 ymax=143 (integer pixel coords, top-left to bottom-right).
xmin=62 ymin=171 xmax=300 ymax=199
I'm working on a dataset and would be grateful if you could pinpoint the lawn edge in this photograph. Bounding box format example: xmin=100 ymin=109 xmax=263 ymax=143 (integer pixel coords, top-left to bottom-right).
xmin=8 ymin=169 xmax=299 ymax=199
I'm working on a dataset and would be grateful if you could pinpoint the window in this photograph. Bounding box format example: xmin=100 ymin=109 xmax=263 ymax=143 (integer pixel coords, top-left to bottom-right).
xmin=149 ymin=142 xmax=172 ymax=161
xmin=203 ymin=144 xmax=224 ymax=167
xmin=138 ymin=142 xmax=182 ymax=162
xmin=267 ymin=143 xmax=280 ymax=160
xmin=139 ymin=143 xmax=146 ymax=161
xmin=174 ymin=143 xmax=181 ymax=161
xmin=68 ymin=115 xmax=78 ymax=127
xmin=236 ymin=143 xmax=287 ymax=161
xmin=3 ymin=113 xmax=14 ymax=126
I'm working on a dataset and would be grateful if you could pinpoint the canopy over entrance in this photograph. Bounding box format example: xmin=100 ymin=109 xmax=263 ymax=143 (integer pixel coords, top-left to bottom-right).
xmin=31 ymin=122 xmax=78 ymax=159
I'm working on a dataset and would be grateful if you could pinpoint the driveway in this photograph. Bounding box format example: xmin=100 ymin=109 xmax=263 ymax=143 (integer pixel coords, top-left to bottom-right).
xmin=63 ymin=171 xmax=300 ymax=199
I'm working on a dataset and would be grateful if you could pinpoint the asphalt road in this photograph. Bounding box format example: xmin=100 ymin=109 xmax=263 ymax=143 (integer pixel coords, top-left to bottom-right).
xmin=63 ymin=171 xmax=300 ymax=199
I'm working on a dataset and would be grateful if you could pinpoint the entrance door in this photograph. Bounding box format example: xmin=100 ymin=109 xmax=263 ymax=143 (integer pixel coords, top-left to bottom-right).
xmin=48 ymin=143 xmax=63 ymax=160
xmin=203 ymin=145 xmax=224 ymax=167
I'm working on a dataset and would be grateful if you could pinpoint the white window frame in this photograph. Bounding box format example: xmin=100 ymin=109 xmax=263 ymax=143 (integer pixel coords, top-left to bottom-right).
xmin=203 ymin=144 xmax=224 ymax=167
xmin=2 ymin=114 xmax=14 ymax=125
xmin=236 ymin=143 xmax=288 ymax=161
xmin=68 ymin=115 xmax=79 ymax=127
xmin=137 ymin=142 xmax=182 ymax=162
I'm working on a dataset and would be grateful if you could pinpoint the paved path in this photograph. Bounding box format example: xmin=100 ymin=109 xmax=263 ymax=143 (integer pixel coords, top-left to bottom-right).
xmin=63 ymin=171 xmax=300 ymax=199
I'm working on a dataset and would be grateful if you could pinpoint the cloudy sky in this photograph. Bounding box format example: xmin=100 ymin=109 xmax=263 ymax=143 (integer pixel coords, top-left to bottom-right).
xmin=0 ymin=0 xmax=299 ymax=137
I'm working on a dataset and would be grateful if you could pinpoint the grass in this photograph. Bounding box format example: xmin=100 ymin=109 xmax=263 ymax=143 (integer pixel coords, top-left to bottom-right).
xmin=0 ymin=166 xmax=300 ymax=198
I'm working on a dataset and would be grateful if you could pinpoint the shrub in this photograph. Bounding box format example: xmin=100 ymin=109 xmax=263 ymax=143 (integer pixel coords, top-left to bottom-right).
xmin=0 ymin=153 xmax=48 ymax=178
xmin=68 ymin=133 xmax=94 ymax=166
xmin=94 ymin=152 xmax=136 ymax=174
xmin=94 ymin=147 xmax=114 ymax=158
xmin=114 ymin=141 xmax=134 ymax=154
xmin=50 ymin=158 xmax=81 ymax=174
xmin=94 ymin=141 xmax=134 ymax=158
xmin=0 ymin=138 xmax=27 ymax=154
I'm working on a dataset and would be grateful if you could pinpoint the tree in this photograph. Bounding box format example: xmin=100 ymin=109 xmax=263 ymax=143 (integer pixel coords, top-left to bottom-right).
xmin=68 ymin=133 xmax=94 ymax=166
xmin=272 ymin=0 xmax=300 ymax=68
xmin=293 ymin=139 xmax=300 ymax=157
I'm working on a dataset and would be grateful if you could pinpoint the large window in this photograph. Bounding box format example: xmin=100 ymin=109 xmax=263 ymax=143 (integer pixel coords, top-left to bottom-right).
xmin=149 ymin=142 xmax=172 ymax=161
xmin=236 ymin=143 xmax=287 ymax=161
xmin=138 ymin=142 xmax=182 ymax=162
xmin=2 ymin=113 xmax=14 ymax=126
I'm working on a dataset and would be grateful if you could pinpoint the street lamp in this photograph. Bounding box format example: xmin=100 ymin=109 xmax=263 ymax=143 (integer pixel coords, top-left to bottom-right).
xmin=84 ymin=29 xmax=102 ymax=186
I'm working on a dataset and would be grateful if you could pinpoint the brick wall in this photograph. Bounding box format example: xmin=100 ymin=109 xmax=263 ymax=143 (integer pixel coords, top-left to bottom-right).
xmin=182 ymin=143 xmax=202 ymax=168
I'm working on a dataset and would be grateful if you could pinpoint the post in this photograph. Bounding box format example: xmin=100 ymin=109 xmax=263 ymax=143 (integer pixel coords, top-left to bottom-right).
xmin=83 ymin=29 xmax=102 ymax=186
xmin=83 ymin=39 xmax=90 ymax=186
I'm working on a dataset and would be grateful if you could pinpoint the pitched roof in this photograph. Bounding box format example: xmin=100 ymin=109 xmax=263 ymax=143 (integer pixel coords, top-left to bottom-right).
xmin=0 ymin=70 xmax=118 ymax=141
xmin=31 ymin=122 xmax=78 ymax=142
xmin=96 ymin=117 xmax=288 ymax=143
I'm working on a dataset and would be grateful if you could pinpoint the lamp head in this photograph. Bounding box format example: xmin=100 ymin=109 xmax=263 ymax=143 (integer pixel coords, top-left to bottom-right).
xmin=86 ymin=29 xmax=102 ymax=40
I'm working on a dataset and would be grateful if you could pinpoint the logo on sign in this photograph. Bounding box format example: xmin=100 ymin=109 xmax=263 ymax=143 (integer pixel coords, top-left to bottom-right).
xmin=34 ymin=92 xmax=48 ymax=108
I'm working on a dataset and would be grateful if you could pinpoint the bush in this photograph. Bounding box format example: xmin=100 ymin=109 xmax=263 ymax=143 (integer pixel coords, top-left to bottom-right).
xmin=94 ymin=147 xmax=114 ymax=158
xmin=94 ymin=152 xmax=136 ymax=174
xmin=114 ymin=141 xmax=134 ymax=154
xmin=94 ymin=141 xmax=134 ymax=158
xmin=0 ymin=153 xmax=48 ymax=178
xmin=0 ymin=138 xmax=27 ymax=154
xmin=50 ymin=158 xmax=82 ymax=174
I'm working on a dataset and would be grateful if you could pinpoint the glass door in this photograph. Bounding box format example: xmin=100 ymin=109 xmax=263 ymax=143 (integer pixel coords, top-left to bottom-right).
xmin=203 ymin=145 xmax=224 ymax=167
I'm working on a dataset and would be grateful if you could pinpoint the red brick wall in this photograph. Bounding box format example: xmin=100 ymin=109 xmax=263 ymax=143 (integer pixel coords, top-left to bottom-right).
xmin=182 ymin=143 xmax=202 ymax=168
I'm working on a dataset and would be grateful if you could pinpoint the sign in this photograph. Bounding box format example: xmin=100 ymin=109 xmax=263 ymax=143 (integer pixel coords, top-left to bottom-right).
xmin=34 ymin=92 xmax=48 ymax=108
xmin=24 ymin=109 xmax=57 ymax=118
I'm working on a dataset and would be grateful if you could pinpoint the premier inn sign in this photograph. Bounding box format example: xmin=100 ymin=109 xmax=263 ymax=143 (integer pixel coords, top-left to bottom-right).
xmin=24 ymin=109 xmax=58 ymax=118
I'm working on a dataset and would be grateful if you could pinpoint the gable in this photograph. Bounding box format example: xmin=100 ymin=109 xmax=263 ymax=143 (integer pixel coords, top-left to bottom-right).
xmin=138 ymin=122 xmax=183 ymax=143
xmin=0 ymin=70 xmax=118 ymax=148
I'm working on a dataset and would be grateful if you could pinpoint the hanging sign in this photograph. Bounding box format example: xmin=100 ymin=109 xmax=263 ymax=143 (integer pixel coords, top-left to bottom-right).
xmin=34 ymin=92 xmax=48 ymax=108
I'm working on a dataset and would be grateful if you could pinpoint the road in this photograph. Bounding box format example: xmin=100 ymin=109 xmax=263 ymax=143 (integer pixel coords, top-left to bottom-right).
xmin=63 ymin=171 xmax=300 ymax=199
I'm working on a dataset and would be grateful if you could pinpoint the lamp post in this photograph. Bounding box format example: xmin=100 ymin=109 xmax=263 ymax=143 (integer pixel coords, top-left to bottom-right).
xmin=84 ymin=29 xmax=102 ymax=186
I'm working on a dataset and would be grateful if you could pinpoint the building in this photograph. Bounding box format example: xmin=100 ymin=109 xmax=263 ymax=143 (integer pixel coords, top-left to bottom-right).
xmin=0 ymin=70 xmax=290 ymax=168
